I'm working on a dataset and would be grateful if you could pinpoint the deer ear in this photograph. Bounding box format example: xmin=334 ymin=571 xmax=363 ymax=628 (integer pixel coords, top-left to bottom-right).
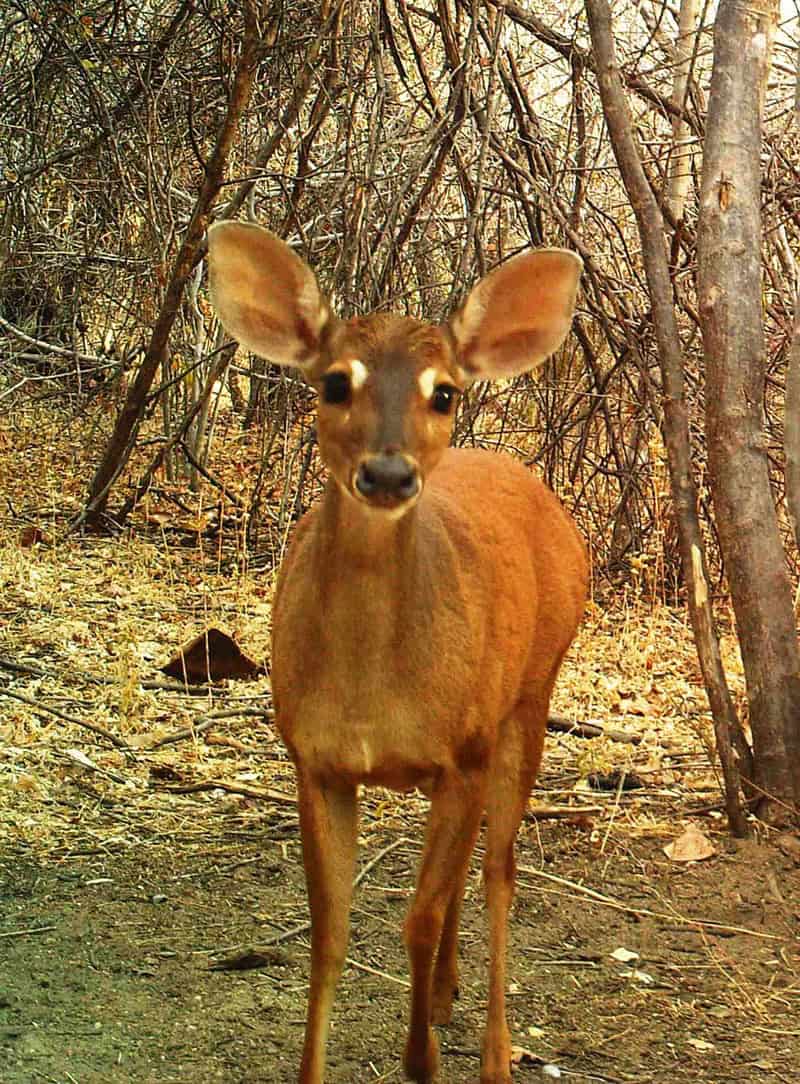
xmin=448 ymin=249 xmax=582 ymax=380
xmin=207 ymin=221 xmax=331 ymax=370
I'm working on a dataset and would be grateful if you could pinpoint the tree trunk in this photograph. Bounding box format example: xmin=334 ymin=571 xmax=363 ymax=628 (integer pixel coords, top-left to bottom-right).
xmin=79 ymin=3 xmax=260 ymax=529
xmin=697 ymin=0 xmax=800 ymax=822
xmin=786 ymin=300 xmax=800 ymax=548
xmin=586 ymin=0 xmax=750 ymax=836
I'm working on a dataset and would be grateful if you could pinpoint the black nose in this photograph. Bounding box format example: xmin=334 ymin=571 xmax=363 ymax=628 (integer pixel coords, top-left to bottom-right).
xmin=356 ymin=454 xmax=419 ymax=503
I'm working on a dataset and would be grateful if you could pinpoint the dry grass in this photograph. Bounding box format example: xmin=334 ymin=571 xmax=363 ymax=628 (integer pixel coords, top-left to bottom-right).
xmin=0 ymin=410 xmax=747 ymax=862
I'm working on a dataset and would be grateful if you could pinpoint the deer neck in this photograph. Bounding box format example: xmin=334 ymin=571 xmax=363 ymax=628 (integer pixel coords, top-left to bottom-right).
xmin=307 ymin=480 xmax=441 ymax=689
xmin=316 ymin=479 xmax=420 ymax=579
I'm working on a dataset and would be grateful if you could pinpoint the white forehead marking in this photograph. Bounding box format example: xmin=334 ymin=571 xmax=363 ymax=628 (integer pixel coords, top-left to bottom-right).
xmin=349 ymin=359 xmax=369 ymax=390
xmin=418 ymin=367 xmax=438 ymax=400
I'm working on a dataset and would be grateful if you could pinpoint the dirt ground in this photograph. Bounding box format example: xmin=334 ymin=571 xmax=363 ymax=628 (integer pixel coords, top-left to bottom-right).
xmin=2 ymin=798 xmax=799 ymax=1084
xmin=1 ymin=408 xmax=799 ymax=1083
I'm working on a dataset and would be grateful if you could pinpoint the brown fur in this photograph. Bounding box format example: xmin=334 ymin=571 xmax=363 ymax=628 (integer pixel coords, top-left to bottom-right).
xmin=207 ymin=222 xmax=587 ymax=1084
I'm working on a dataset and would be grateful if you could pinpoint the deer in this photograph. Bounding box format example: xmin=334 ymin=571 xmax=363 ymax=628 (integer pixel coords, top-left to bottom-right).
xmin=207 ymin=220 xmax=588 ymax=1084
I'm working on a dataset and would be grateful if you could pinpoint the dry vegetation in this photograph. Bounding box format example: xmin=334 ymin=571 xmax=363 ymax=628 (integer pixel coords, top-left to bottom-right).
xmin=1 ymin=397 xmax=744 ymax=838
xmin=2 ymin=2 xmax=800 ymax=1080
xmin=3 ymin=399 xmax=800 ymax=1084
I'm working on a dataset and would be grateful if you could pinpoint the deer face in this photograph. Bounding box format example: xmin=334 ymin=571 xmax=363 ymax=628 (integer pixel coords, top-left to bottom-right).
xmin=312 ymin=316 xmax=462 ymax=512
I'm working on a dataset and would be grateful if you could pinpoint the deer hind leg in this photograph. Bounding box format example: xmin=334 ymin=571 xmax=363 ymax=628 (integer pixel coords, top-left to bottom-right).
xmin=296 ymin=773 xmax=359 ymax=1084
xmin=480 ymin=699 xmax=548 ymax=1084
xmin=403 ymin=772 xmax=486 ymax=1083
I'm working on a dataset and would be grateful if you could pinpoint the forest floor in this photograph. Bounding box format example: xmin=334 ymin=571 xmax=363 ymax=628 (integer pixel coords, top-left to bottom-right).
xmin=1 ymin=402 xmax=799 ymax=1083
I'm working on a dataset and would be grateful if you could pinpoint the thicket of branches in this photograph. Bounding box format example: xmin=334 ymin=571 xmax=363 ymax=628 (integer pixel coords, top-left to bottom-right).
xmin=1 ymin=0 xmax=799 ymax=591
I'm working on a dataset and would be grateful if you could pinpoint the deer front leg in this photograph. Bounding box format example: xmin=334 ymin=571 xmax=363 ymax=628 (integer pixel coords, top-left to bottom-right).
xmin=296 ymin=772 xmax=358 ymax=1084
xmin=404 ymin=772 xmax=485 ymax=1083
xmin=431 ymin=817 xmax=481 ymax=1026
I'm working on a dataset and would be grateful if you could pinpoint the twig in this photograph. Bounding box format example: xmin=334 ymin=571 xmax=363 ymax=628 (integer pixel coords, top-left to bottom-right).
xmin=0 ymin=656 xmax=228 ymax=697
xmin=142 ymin=678 xmax=226 ymax=696
xmin=517 ymin=864 xmax=783 ymax=940
xmin=178 ymin=439 xmax=244 ymax=507
xmin=0 ymin=925 xmax=57 ymax=939
xmin=0 ymin=687 xmax=129 ymax=751
xmin=263 ymin=920 xmax=311 ymax=947
xmin=0 ymin=313 xmax=108 ymax=366
xmin=354 ymin=837 xmax=413 ymax=887
xmin=525 ymin=804 xmax=604 ymax=820
xmin=147 ymin=708 xmax=268 ymax=749
xmin=546 ymin=716 xmax=641 ymax=744
xmin=344 ymin=956 xmax=410 ymax=988
xmin=0 ymin=657 xmax=52 ymax=679
xmin=599 ymin=770 xmax=627 ymax=856
xmin=153 ymin=778 xmax=296 ymax=804
xmin=62 ymin=748 xmax=130 ymax=785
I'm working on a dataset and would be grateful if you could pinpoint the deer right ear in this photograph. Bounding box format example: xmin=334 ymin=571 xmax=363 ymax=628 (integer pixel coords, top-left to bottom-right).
xmin=207 ymin=221 xmax=331 ymax=370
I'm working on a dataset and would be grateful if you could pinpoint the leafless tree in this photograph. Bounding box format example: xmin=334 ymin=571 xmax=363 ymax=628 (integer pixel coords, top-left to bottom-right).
xmin=697 ymin=0 xmax=800 ymax=821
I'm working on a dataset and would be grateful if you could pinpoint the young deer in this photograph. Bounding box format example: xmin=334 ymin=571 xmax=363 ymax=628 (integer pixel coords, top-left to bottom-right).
xmin=208 ymin=222 xmax=587 ymax=1084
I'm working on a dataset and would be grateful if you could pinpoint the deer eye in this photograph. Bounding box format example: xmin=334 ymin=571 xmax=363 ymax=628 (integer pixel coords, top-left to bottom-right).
xmin=322 ymin=370 xmax=351 ymax=405
xmin=431 ymin=384 xmax=458 ymax=415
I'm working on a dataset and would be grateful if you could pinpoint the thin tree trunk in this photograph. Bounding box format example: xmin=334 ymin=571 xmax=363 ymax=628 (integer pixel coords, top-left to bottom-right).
xmin=697 ymin=0 xmax=800 ymax=822
xmin=116 ymin=345 xmax=235 ymax=525
xmin=786 ymin=299 xmax=800 ymax=547
xmin=79 ymin=2 xmax=260 ymax=529
xmin=586 ymin=0 xmax=750 ymax=836
xmin=666 ymin=0 xmax=699 ymax=221
xmin=795 ymin=22 xmax=800 ymax=121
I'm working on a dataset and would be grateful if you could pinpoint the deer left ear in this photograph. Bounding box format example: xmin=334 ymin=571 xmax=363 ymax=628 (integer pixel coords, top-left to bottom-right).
xmin=448 ymin=249 xmax=582 ymax=381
